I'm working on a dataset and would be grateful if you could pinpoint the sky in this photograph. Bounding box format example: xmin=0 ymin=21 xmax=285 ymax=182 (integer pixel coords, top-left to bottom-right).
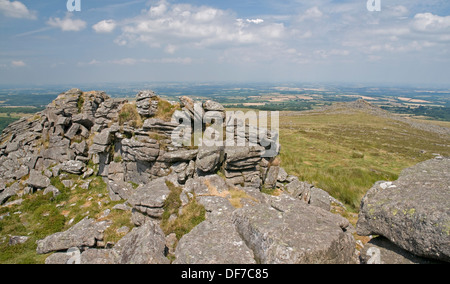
xmin=0 ymin=0 xmax=450 ymax=86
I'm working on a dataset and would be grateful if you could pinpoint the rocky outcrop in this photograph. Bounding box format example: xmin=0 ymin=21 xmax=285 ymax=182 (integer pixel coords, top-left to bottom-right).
xmin=0 ymin=88 xmax=363 ymax=264
xmin=357 ymin=157 xmax=450 ymax=263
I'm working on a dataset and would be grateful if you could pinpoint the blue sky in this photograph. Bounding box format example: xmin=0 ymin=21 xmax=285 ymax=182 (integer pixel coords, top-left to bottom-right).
xmin=1 ymin=0 xmax=450 ymax=86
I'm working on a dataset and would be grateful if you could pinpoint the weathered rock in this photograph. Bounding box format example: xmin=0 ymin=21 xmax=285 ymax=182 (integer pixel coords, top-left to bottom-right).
xmin=27 ymin=170 xmax=51 ymax=189
xmin=264 ymin=166 xmax=279 ymax=189
xmin=232 ymin=194 xmax=356 ymax=264
xmin=65 ymin=123 xmax=89 ymax=140
xmin=184 ymin=174 xmax=230 ymax=198
xmin=121 ymin=137 xmax=160 ymax=163
xmin=43 ymin=185 xmax=60 ymax=197
xmin=136 ymin=90 xmax=158 ymax=117
xmin=203 ymin=100 xmax=225 ymax=112
xmin=106 ymin=179 xmax=133 ymax=201
xmin=14 ymin=165 xmax=29 ymax=180
xmin=224 ymin=146 xmax=264 ymax=171
xmin=9 ymin=236 xmax=30 ymax=246
xmin=112 ymin=220 xmax=169 ymax=264
xmin=196 ymin=195 xmax=235 ymax=217
xmin=93 ymin=128 xmax=113 ymax=146
xmin=356 ymin=158 xmax=450 ymax=262
xmin=0 ymin=187 xmax=16 ymax=205
xmin=196 ymin=146 xmax=223 ymax=174
xmin=80 ymin=249 xmax=118 ymax=264
xmin=174 ymin=214 xmax=256 ymax=264
xmin=36 ymin=217 xmax=111 ymax=254
xmin=44 ymin=252 xmax=72 ymax=264
xmin=61 ymin=160 xmax=85 ymax=175
xmin=360 ymin=237 xmax=444 ymax=264
xmin=159 ymin=149 xmax=198 ymax=163
xmin=127 ymin=177 xmax=170 ymax=218
xmin=309 ymin=187 xmax=331 ymax=211
xmin=277 ymin=167 xmax=288 ymax=183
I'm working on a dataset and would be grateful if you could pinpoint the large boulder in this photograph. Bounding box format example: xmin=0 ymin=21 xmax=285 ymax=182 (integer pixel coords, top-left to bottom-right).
xmin=356 ymin=158 xmax=450 ymax=262
xmin=174 ymin=214 xmax=256 ymax=264
xmin=232 ymin=194 xmax=356 ymax=264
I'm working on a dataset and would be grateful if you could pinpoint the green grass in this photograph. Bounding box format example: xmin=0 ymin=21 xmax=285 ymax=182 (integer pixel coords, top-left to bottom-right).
xmin=0 ymin=174 xmax=133 ymax=264
xmin=160 ymin=181 xmax=206 ymax=241
xmin=278 ymin=110 xmax=450 ymax=211
xmin=119 ymin=103 xmax=143 ymax=128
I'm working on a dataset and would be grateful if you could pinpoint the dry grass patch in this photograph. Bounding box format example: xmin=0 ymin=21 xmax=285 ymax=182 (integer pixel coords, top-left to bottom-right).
xmin=202 ymin=179 xmax=258 ymax=209
xmin=119 ymin=103 xmax=143 ymax=128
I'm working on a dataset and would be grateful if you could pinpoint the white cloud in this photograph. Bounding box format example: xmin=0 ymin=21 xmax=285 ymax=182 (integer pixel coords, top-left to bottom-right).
xmin=116 ymin=2 xmax=286 ymax=50
xmin=412 ymin=13 xmax=450 ymax=33
xmin=110 ymin=58 xmax=138 ymax=65
xmin=246 ymin=19 xmax=264 ymax=24
xmin=47 ymin=13 xmax=87 ymax=32
xmin=165 ymin=44 xmax=177 ymax=54
xmin=0 ymin=0 xmax=36 ymax=19
xmin=11 ymin=60 xmax=26 ymax=67
xmin=298 ymin=6 xmax=323 ymax=21
xmin=93 ymin=20 xmax=117 ymax=33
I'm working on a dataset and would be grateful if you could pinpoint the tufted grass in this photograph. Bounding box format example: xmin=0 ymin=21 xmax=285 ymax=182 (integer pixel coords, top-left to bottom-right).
xmin=278 ymin=110 xmax=450 ymax=211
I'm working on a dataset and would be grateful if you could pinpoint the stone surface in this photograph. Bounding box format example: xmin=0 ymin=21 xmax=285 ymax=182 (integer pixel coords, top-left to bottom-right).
xmin=356 ymin=158 xmax=450 ymax=262
xmin=112 ymin=220 xmax=169 ymax=264
xmin=27 ymin=170 xmax=51 ymax=189
xmin=127 ymin=177 xmax=170 ymax=218
xmin=360 ymin=237 xmax=444 ymax=264
xmin=43 ymin=185 xmax=60 ymax=197
xmin=174 ymin=214 xmax=256 ymax=264
xmin=196 ymin=146 xmax=223 ymax=174
xmin=61 ymin=160 xmax=85 ymax=175
xmin=9 ymin=236 xmax=30 ymax=246
xmin=36 ymin=217 xmax=111 ymax=254
xmin=203 ymin=100 xmax=225 ymax=112
xmin=0 ymin=187 xmax=16 ymax=205
xmin=232 ymin=194 xmax=356 ymax=264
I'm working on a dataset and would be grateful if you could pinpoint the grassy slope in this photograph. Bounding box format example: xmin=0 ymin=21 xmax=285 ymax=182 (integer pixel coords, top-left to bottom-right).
xmin=279 ymin=110 xmax=450 ymax=211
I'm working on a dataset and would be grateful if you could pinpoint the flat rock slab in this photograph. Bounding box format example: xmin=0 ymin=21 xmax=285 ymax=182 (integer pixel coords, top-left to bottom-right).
xmin=232 ymin=194 xmax=356 ymax=264
xmin=357 ymin=158 xmax=450 ymax=262
xmin=174 ymin=214 xmax=256 ymax=264
xmin=36 ymin=217 xmax=111 ymax=254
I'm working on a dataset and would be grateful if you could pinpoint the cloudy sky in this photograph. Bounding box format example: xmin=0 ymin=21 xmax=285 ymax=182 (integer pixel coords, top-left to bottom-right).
xmin=1 ymin=0 xmax=450 ymax=86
